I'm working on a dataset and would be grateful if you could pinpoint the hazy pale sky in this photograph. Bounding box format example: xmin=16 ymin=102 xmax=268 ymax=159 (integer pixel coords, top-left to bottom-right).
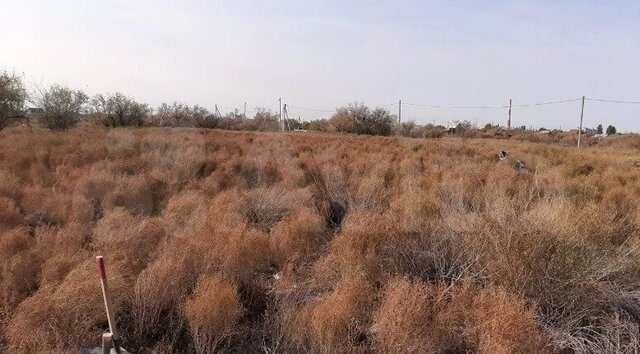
xmin=1 ymin=0 xmax=639 ymax=131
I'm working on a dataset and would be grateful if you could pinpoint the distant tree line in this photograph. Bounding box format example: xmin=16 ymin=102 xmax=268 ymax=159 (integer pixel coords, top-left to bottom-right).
xmin=0 ymin=71 xmax=625 ymax=138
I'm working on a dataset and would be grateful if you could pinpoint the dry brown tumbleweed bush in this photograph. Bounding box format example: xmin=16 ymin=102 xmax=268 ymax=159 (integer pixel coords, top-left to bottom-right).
xmin=184 ymin=274 xmax=244 ymax=354
xmin=0 ymin=127 xmax=639 ymax=352
xmin=372 ymin=278 xmax=547 ymax=354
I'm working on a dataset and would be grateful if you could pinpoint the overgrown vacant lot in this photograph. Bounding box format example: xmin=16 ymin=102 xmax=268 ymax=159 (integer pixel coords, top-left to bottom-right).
xmin=1 ymin=127 xmax=640 ymax=353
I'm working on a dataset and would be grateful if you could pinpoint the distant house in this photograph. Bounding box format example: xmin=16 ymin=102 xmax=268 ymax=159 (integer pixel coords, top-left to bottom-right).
xmin=446 ymin=122 xmax=457 ymax=135
xmin=536 ymin=129 xmax=551 ymax=135
xmin=566 ymin=128 xmax=598 ymax=136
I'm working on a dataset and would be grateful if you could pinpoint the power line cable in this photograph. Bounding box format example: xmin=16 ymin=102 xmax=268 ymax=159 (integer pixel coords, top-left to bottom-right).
xmin=267 ymin=98 xmax=280 ymax=108
xmin=287 ymin=101 xmax=397 ymax=113
xmin=219 ymin=96 xmax=639 ymax=122
xmin=404 ymin=102 xmax=508 ymax=109
xmin=586 ymin=98 xmax=640 ymax=105
xmin=512 ymin=98 xmax=581 ymax=107
xmin=241 ymin=99 xmax=279 ymax=112
xmin=216 ymin=105 xmax=238 ymax=112
xmin=404 ymin=98 xmax=582 ymax=109
xmin=287 ymin=105 xmax=335 ymax=113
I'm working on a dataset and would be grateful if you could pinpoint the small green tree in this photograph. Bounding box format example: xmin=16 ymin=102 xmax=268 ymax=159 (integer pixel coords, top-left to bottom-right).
xmin=596 ymin=124 xmax=603 ymax=135
xmin=606 ymin=125 xmax=617 ymax=136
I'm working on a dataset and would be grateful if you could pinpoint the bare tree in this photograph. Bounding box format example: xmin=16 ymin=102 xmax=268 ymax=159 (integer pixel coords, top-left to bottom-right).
xmin=252 ymin=107 xmax=279 ymax=131
xmin=34 ymin=84 xmax=88 ymax=131
xmin=191 ymin=105 xmax=210 ymax=127
xmin=330 ymin=102 xmax=367 ymax=134
xmin=92 ymin=93 xmax=151 ymax=127
xmin=395 ymin=121 xmax=420 ymax=137
xmin=368 ymin=107 xmax=394 ymax=136
xmin=330 ymin=102 xmax=394 ymax=136
xmin=155 ymin=102 xmax=208 ymax=127
xmin=225 ymin=108 xmax=244 ymax=120
xmin=0 ymin=71 xmax=27 ymax=130
xmin=156 ymin=102 xmax=188 ymax=126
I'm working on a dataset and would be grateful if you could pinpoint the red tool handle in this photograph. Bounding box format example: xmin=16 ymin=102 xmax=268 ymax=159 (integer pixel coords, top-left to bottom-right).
xmin=97 ymin=256 xmax=107 ymax=280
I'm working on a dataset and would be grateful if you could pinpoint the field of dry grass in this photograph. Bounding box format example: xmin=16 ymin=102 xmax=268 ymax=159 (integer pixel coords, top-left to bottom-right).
xmin=1 ymin=126 xmax=640 ymax=353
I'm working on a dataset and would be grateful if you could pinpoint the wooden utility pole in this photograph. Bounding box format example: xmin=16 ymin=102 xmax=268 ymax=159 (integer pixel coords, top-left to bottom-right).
xmin=243 ymin=102 xmax=247 ymax=119
xmin=507 ymin=99 xmax=512 ymax=130
xmin=398 ymin=100 xmax=402 ymax=124
xmin=279 ymin=98 xmax=283 ymax=131
xmin=577 ymin=96 xmax=585 ymax=148
xmin=283 ymin=104 xmax=289 ymax=131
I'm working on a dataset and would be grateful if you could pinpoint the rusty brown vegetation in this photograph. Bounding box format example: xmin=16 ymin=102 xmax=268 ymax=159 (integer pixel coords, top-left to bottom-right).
xmin=1 ymin=126 xmax=640 ymax=353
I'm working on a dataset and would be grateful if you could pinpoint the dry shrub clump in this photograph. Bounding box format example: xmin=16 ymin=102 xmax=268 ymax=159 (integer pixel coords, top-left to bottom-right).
xmin=132 ymin=238 xmax=205 ymax=346
xmin=270 ymin=271 xmax=376 ymax=353
xmin=270 ymin=207 xmax=328 ymax=264
xmin=34 ymin=223 xmax=86 ymax=287
xmin=72 ymin=168 xmax=153 ymax=231
xmin=92 ymin=208 xmax=165 ymax=274
xmin=372 ymin=278 xmax=546 ymax=354
xmin=237 ymin=187 xmax=297 ymax=232
xmin=184 ymin=275 xmax=244 ymax=353
xmin=1 ymin=127 xmax=640 ymax=353
xmin=0 ymin=228 xmax=39 ymax=321
xmin=7 ymin=259 xmax=132 ymax=352
xmin=0 ymin=197 xmax=22 ymax=233
xmin=307 ymin=272 xmax=376 ymax=353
